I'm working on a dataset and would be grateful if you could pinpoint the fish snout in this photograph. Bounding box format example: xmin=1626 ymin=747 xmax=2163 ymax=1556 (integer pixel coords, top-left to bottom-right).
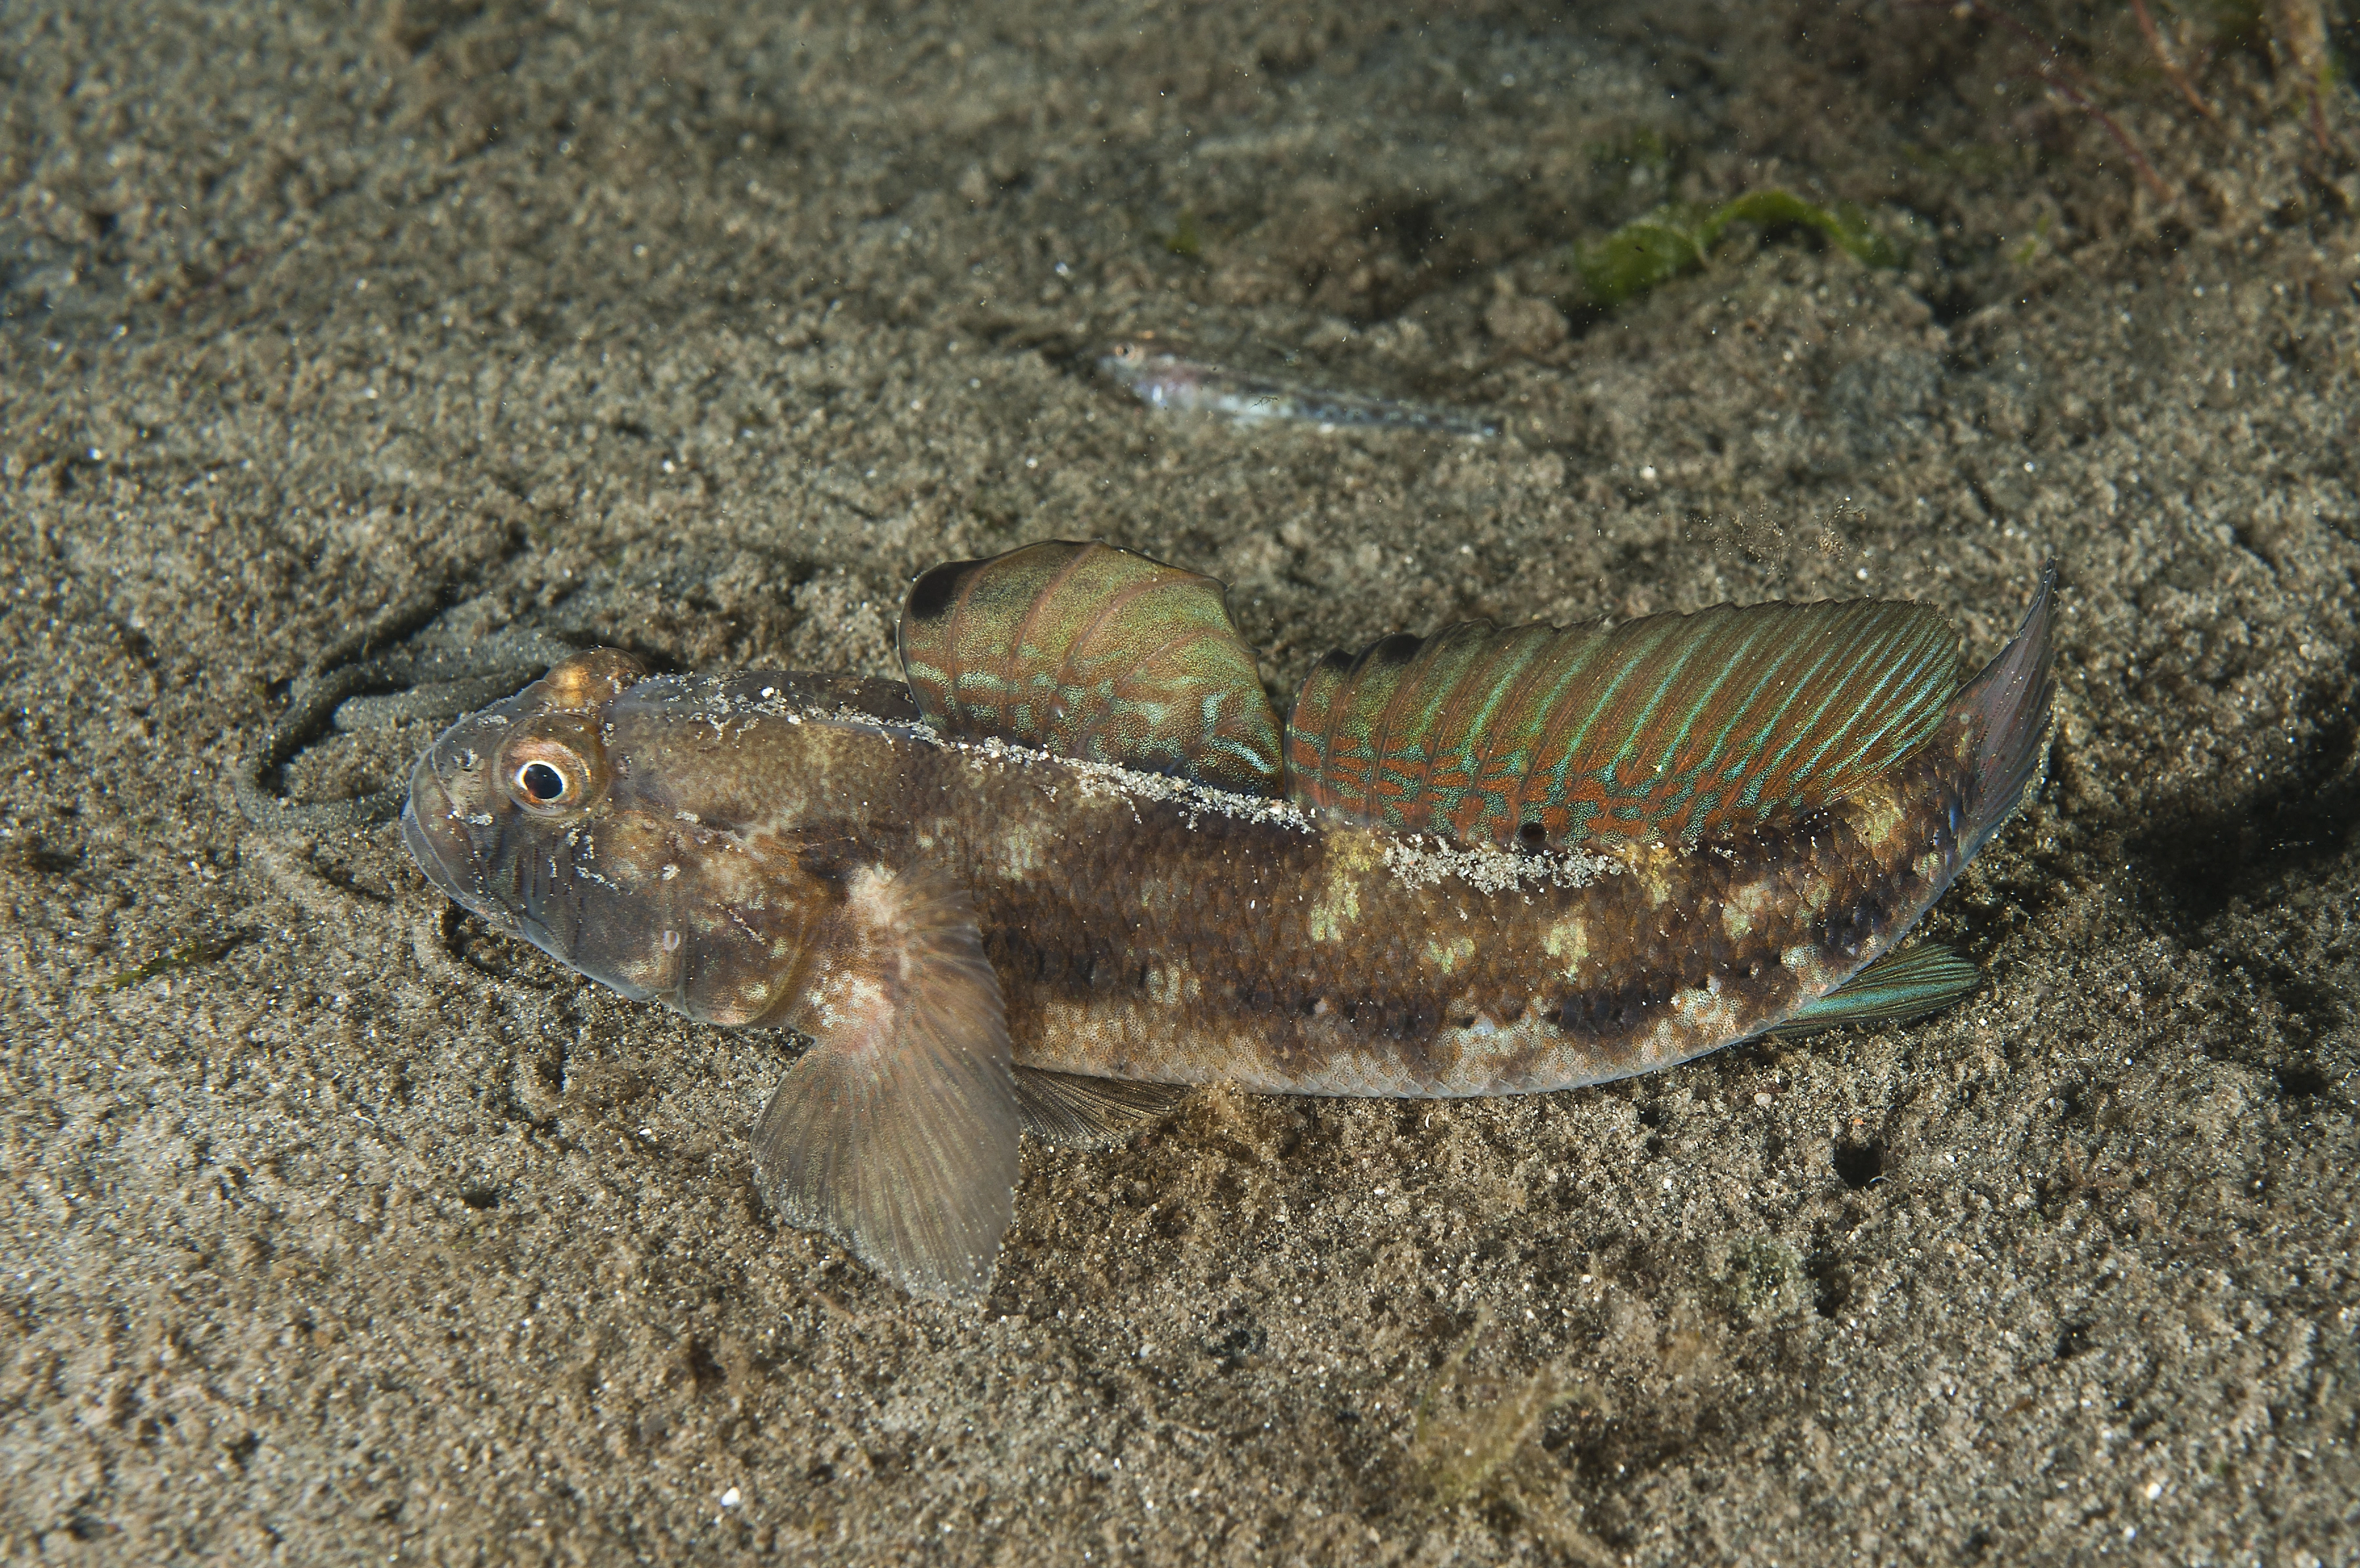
xmin=401 ymin=727 xmax=515 ymax=929
xmin=399 ymin=795 xmax=469 ymax=906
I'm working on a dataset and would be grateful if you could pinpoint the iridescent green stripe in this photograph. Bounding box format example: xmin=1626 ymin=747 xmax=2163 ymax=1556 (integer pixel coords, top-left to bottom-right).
xmin=1774 ymin=943 xmax=1979 ymax=1035
xmin=1286 ymin=594 xmax=1961 ymax=847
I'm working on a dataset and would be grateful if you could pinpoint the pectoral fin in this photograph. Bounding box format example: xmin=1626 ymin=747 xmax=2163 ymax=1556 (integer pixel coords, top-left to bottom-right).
xmin=1012 ymin=1065 xmax=1191 ymax=1148
xmin=751 ymin=864 xmax=1021 ymax=1303
xmin=1772 ymin=942 xmax=1978 ymax=1037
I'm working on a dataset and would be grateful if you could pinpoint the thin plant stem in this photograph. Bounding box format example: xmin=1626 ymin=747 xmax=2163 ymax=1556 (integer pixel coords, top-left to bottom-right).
xmin=2129 ymin=0 xmax=2219 ymax=122
xmin=2025 ymin=62 xmax=2177 ymax=200
xmin=1911 ymin=0 xmax=2177 ymax=203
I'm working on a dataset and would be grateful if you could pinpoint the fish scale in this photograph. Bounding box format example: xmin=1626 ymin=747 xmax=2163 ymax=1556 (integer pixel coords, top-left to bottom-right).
xmin=403 ymin=541 xmax=2056 ymax=1301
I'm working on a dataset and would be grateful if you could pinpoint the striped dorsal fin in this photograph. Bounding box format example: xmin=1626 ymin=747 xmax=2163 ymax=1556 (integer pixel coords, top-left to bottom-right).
xmin=897 ymin=540 xmax=1283 ymax=795
xmin=1284 ymin=595 xmax=1962 ymax=847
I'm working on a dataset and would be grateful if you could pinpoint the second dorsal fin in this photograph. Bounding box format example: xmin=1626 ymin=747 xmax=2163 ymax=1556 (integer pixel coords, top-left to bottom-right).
xmin=898 ymin=540 xmax=1284 ymax=795
xmin=1285 ymin=596 xmax=1963 ymax=848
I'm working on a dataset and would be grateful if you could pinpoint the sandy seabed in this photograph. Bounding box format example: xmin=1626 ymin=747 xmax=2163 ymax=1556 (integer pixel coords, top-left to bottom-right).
xmin=4 ymin=1 xmax=2358 ymax=1562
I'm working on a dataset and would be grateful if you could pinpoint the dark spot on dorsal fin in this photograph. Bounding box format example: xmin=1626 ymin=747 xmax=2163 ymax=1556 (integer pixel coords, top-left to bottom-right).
xmin=904 ymin=558 xmax=975 ymax=626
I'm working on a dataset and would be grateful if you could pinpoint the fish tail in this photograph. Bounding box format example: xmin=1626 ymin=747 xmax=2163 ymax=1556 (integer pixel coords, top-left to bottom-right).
xmin=1952 ymin=561 xmax=2059 ymax=857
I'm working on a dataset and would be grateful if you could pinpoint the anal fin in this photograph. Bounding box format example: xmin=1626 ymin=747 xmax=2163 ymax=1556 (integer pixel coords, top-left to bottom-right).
xmin=1772 ymin=943 xmax=1978 ymax=1037
xmin=1013 ymin=1065 xmax=1191 ymax=1148
xmin=751 ymin=864 xmax=1021 ymax=1303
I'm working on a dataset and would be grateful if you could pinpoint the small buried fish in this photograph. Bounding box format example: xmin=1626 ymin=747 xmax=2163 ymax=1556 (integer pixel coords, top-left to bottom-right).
xmin=403 ymin=541 xmax=2055 ymax=1301
xmin=1100 ymin=340 xmax=1499 ymax=438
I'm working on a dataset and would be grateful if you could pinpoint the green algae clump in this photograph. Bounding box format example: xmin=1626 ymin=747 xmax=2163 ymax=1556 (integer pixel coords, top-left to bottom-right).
xmin=1572 ymin=189 xmax=1903 ymax=307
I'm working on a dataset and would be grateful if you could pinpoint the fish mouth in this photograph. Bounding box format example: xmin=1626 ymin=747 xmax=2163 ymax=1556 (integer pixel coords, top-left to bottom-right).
xmin=399 ymin=794 xmax=466 ymax=905
xmin=401 ymin=742 xmax=508 ymax=930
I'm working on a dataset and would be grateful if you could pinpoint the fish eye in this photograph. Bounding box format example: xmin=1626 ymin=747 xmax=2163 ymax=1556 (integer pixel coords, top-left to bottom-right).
xmin=499 ymin=736 xmax=596 ymax=815
xmin=519 ymin=761 xmax=567 ymax=802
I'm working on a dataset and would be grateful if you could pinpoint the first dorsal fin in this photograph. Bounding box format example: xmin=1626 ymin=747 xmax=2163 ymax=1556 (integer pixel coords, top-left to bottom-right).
xmin=1285 ymin=595 xmax=1962 ymax=848
xmin=898 ymin=541 xmax=1284 ymax=795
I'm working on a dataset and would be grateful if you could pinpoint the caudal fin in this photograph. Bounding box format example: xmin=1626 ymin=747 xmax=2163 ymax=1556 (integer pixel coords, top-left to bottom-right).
xmin=1953 ymin=562 xmax=2059 ymax=858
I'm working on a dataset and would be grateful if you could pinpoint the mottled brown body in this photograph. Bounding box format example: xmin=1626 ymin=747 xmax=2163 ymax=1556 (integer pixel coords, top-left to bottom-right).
xmin=474 ymin=673 xmax=1978 ymax=1099
xmin=403 ymin=545 xmax=2054 ymax=1299
xmin=967 ymin=741 xmax=1973 ymax=1097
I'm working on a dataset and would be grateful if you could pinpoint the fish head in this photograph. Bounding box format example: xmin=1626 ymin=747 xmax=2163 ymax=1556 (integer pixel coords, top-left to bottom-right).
xmin=1100 ymin=340 xmax=1153 ymax=378
xmin=1098 ymin=338 xmax=1186 ymax=388
xmin=402 ymin=648 xmax=847 ymax=1025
